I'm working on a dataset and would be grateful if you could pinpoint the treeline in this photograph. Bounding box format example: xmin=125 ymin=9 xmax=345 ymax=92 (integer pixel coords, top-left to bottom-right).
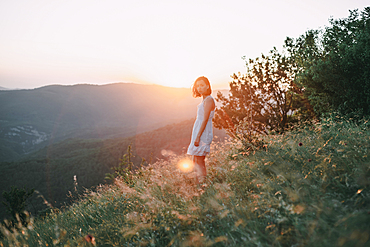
xmin=0 ymin=119 xmax=227 ymax=220
xmin=214 ymin=8 xmax=370 ymax=137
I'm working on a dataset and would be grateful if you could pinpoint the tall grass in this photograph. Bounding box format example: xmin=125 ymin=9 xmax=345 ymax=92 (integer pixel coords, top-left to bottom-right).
xmin=1 ymin=116 xmax=369 ymax=246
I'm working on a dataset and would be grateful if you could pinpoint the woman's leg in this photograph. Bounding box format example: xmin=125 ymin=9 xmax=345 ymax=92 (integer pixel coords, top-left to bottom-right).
xmin=193 ymin=155 xmax=206 ymax=184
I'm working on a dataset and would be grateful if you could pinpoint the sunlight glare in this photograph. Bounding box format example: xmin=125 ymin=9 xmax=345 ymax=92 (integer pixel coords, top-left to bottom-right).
xmin=178 ymin=159 xmax=193 ymax=173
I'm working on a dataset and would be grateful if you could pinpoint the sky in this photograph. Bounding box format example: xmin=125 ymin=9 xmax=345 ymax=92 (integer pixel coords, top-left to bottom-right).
xmin=0 ymin=0 xmax=369 ymax=90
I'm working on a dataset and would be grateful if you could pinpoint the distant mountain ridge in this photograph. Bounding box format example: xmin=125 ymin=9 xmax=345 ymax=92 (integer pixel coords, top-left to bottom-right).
xmin=0 ymin=83 xmax=204 ymax=161
xmin=0 ymin=83 xmax=228 ymax=161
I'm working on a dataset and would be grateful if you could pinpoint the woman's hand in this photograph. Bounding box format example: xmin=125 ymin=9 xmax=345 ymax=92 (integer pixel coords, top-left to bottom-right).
xmin=194 ymin=136 xmax=200 ymax=146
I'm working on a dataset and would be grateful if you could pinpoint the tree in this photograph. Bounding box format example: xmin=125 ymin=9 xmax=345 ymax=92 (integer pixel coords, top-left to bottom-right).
xmin=214 ymin=47 xmax=308 ymax=139
xmin=2 ymin=186 xmax=34 ymax=225
xmin=288 ymin=7 xmax=370 ymax=117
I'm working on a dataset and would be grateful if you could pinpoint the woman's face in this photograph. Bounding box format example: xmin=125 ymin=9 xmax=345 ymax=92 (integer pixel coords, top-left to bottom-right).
xmin=196 ymin=80 xmax=209 ymax=96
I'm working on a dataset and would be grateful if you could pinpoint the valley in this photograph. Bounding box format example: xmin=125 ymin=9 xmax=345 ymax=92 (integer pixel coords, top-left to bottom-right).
xmin=0 ymin=83 xmax=228 ymax=220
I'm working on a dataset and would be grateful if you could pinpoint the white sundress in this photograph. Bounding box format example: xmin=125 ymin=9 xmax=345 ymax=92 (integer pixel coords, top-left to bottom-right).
xmin=187 ymin=95 xmax=215 ymax=156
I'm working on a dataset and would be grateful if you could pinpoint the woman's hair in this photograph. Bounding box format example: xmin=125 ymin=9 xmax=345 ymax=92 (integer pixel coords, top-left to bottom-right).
xmin=192 ymin=76 xmax=212 ymax=98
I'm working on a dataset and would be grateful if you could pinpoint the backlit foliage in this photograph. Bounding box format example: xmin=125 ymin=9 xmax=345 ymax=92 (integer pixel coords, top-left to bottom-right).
xmin=214 ymin=47 xmax=310 ymax=138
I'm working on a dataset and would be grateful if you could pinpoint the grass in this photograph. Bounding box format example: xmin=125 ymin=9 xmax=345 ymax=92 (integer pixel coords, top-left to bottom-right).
xmin=1 ymin=116 xmax=369 ymax=246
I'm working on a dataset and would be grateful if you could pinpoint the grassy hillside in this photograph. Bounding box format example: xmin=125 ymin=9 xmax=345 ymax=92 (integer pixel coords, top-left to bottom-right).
xmin=0 ymin=119 xmax=227 ymax=221
xmin=1 ymin=116 xmax=368 ymax=246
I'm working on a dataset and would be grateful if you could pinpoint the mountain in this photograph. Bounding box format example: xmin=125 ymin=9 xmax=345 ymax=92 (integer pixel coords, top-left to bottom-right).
xmin=0 ymin=83 xmax=207 ymax=161
xmin=0 ymin=119 xmax=228 ymax=220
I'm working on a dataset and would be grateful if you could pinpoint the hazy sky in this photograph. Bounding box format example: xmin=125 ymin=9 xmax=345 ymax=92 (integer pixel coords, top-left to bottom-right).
xmin=0 ymin=0 xmax=368 ymax=89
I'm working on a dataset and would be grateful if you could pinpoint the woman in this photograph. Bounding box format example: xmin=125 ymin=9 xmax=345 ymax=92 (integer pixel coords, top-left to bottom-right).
xmin=187 ymin=76 xmax=216 ymax=184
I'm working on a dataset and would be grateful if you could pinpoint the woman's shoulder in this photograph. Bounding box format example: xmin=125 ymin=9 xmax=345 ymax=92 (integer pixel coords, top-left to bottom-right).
xmin=205 ymin=95 xmax=215 ymax=103
xmin=204 ymin=95 xmax=214 ymax=100
xmin=207 ymin=95 xmax=216 ymax=103
xmin=204 ymin=95 xmax=215 ymax=108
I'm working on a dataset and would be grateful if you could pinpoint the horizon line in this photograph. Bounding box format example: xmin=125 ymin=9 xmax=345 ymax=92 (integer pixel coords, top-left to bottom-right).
xmin=0 ymin=81 xmax=230 ymax=91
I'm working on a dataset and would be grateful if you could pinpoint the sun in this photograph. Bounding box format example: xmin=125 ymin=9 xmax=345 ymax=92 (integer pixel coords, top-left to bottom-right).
xmin=178 ymin=158 xmax=193 ymax=173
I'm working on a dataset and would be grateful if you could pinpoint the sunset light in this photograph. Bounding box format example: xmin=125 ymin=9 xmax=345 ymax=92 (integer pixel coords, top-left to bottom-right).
xmin=0 ymin=1 xmax=369 ymax=243
xmin=0 ymin=0 xmax=367 ymax=89
xmin=178 ymin=159 xmax=193 ymax=173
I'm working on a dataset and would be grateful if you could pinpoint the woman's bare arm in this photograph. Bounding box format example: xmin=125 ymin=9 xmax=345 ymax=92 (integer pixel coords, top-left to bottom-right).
xmin=194 ymin=97 xmax=215 ymax=146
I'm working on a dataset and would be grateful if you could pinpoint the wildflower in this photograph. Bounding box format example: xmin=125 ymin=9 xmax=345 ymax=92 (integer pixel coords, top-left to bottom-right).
xmin=293 ymin=204 xmax=305 ymax=214
xmin=298 ymin=142 xmax=303 ymax=146
xmin=308 ymin=159 xmax=312 ymax=162
xmin=84 ymin=234 xmax=96 ymax=245
xmin=215 ymin=236 xmax=228 ymax=243
xmin=235 ymin=219 xmax=244 ymax=227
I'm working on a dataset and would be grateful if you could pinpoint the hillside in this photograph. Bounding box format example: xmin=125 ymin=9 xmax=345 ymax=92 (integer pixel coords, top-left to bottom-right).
xmin=0 ymin=83 xmax=203 ymax=161
xmin=0 ymin=119 xmax=228 ymax=221
xmin=1 ymin=117 xmax=368 ymax=246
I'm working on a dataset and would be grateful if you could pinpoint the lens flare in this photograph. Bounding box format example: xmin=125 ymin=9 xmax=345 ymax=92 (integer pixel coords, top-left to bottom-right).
xmin=178 ymin=159 xmax=193 ymax=172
